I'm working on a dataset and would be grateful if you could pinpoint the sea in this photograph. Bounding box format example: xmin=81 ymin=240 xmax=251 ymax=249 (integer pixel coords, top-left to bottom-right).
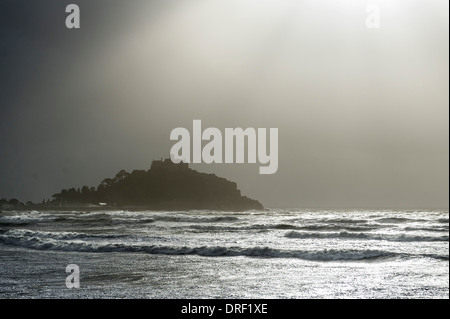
xmin=0 ymin=209 xmax=448 ymax=299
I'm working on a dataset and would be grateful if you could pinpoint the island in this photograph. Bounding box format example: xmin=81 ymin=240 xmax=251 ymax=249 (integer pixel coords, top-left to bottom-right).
xmin=48 ymin=159 xmax=264 ymax=211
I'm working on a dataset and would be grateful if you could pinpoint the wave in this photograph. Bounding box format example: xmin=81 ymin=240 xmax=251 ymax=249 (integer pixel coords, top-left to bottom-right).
xmin=0 ymin=231 xmax=410 ymax=261
xmin=55 ymin=213 xmax=113 ymax=224
xmin=54 ymin=214 xmax=156 ymax=225
xmin=0 ymin=215 xmax=56 ymax=225
xmin=403 ymin=226 xmax=449 ymax=232
xmin=167 ymin=223 xmax=385 ymax=233
xmin=312 ymin=218 xmax=369 ymax=224
xmin=1 ymin=233 xmax=446 ymax=261
xmin=151 ymin=216 xmax=239 ymax=223
xmin=292 ymin=224 xmax=383 ymax=232
xmin=256 ymin=223 xmax=378 ymax=231
xmin=111 ymin=218 xmax=155 ymax=225
xmin=375 ymin=217 xmax=428 ymax=223
xmin=0 ymin=229 xmax=129 ymax=241
xmin=40 ymin=213 xmax=238 ymax=225
xmin=288 ymin=217 xmax=368 ymax=224
xmin=0 ymin=213 xmax=238 ymax=232
xmin=285 ymin=231 xmax=449 ymax=242
xmin=189 ymin=223 xmax=302 ymax=231
xmin=0 ymin=230 xmax=447 ymax=261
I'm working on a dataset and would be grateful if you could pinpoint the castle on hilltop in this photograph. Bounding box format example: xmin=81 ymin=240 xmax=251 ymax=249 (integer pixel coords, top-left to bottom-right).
xmin=151 ymin=158 xmax=189 ymax=171
xmin=49 ymin=157 xmax=263 ymax=211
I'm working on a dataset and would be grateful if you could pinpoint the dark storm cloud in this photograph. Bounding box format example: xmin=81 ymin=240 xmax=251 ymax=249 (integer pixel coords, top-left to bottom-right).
xmin=0 ymin=0 xmax=151 ymax=201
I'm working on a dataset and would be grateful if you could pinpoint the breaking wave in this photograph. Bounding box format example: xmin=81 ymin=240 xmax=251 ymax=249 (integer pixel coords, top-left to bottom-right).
xmin=0 ymin=229 xmax=447 ymax=261
xmin=151 ymin=216 xmax=239 ymax=223
xmin=0 ymin=229 xmax=128 ymax=240
xmin=285 ymin=231 xmax=449 ymax=242
xmin=172 ymin=223 xmax=384 ymax=233
xmin=375 ymin=217 xmax=428 ymax=223
xmin=403 ymin=226 xmax=449 ymax=232
xmin=0 ymin=214 xmax=56 ymax=225
xmin=0 ymin=234 xmax=402 ymax=260
xmin=52 ymin=214 xmax=239 ymax=224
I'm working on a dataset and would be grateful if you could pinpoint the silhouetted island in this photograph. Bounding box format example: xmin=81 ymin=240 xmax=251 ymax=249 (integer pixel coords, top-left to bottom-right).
xmin=50 ymin=159 xmax=264 ymax=211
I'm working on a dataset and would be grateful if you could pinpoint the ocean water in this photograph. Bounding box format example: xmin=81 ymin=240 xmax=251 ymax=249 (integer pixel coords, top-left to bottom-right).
xmin=0 ymin=209 xmax=448 ymax=298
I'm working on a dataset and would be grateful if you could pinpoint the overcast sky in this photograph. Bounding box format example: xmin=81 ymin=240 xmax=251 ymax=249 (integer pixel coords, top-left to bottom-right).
xmin=0 ymin=0 xmax=448 ymax=208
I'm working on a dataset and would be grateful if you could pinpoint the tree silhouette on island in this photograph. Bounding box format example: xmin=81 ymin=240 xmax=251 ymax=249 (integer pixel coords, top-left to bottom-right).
xmin=50 ymin=159 xmax=264 ymax=211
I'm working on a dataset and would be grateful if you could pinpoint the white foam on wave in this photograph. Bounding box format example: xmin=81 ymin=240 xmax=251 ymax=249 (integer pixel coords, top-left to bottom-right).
xmin=285 ymin=231 xmax=449 ymax=242
xmin=1 ymin=229 xmax=447 ymax=261
xmin=0 ymin=214 xmax=56 ymax=225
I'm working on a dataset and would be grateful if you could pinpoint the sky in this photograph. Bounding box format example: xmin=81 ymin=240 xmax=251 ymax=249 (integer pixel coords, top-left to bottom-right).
xmin=0 ymin=0 xmax=448 ymax=208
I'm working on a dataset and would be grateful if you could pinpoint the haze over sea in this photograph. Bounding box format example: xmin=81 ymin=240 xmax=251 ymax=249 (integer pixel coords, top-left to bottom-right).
xmin=0 ymin=208 xmax=448 ymax=298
